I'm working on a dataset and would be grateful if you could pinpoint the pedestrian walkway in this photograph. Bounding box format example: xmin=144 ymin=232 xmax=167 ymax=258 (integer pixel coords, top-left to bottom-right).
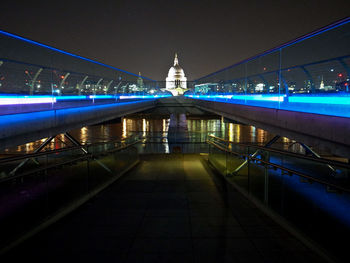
xmin=2 ymin=154 xmax=328 ymax=263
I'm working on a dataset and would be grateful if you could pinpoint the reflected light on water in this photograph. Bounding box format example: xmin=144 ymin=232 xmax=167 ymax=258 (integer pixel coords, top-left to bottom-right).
xmin=221 ymin=117 xmax=225 ymax=137
xmin=142 ymin=119 xmax=146 ymax=137
xmin=162 ymin=119 xmax=169 ymax=133
xmin=228 ymin=123 xmax=234 ymax=142
xmin=25 ymin=142 xmax=33 ymax=152
xmin=122 ymin=118 xmax=127 ymax=138
xmin=80 ymin=127 xmax=88 ymax=143
xmin=0 ymin=116 xmax=321 ymax=156
xmin=250 ymin=126 xmax=256 ymax=143
xmin=257 ymin=128 xmax=265 ymax=144
xmin=282 ymin=137 xmax=291 ymax=151
xmin=235 ymin=124 xmax=240 ymax=143
xmin=162 ymin=118 xmax=170 ymax=153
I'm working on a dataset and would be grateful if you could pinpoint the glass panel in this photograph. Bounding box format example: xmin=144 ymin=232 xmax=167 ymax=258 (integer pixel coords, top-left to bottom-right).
xmin=208 ymin=139 xmax=350 ymax=262
xmin=46 ymin=156 xmax=88 ymax=214
xmin=190 ymin=20 xmax=350 ymax=117
xmin=208 ymin=145 xmax=227 ymax=175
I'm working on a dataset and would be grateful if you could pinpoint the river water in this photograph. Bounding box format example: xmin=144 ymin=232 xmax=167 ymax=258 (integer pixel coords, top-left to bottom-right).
xmin=1 ymin=115 xmax=306 ymax=155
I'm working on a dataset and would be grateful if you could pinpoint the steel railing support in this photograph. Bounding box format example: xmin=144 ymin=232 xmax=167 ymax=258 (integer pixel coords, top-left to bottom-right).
xmin=9 ymin=135 xmax=56 ymax=176
xmin=64 ymin=132 xmax=112 ymax=173
xmin=231 ymin=135 xmax=281 ymax=175
xmin=299 ymin=142 xmax=337 ymax=175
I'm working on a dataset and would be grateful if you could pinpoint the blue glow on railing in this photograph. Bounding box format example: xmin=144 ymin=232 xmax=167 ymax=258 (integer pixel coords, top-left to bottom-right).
xmin=88 ymin=95 xmax=115 ymax=99
xmin=0 ymin=94 xmax=172 ymax=105
xmin=55 ymin=96 xmax=90 ymax=100
xmin=186 ymin=94 xmax=286 ymax=102
xmin=0 ymin=95 xmax=56 ymax=105
xmin=186 ymin=93 xmax=350 ymax=118
xmin=288 ymin=96 xmax=350 ymax=105
xmin=119 ymin=94 xmax=171 ymax=99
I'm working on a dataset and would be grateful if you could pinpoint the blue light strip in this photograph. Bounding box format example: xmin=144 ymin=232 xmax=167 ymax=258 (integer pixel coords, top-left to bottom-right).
xmin=0 ymin=94 xmax=172 ymax=105
xmin=288 ymin=96 xmax=350 ymax=105
xmin=186 ymin=94 xmax=286 ymax=102
xmin=55 ymin=96 xmax=90 ymax=100
xmin=0 ymin=96 xmax=55 ymax=105
xmin=186 ymin=94 xmax=350 ymax=118
xmin=0 ymin=30 xmax=155 ymax=82
xmin=119 ymin=94 xmax=171 ymax=99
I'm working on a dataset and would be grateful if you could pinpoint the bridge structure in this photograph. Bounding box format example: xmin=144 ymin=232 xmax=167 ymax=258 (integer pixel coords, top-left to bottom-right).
xmin=0 ymin=17 xmax=349 ymax=263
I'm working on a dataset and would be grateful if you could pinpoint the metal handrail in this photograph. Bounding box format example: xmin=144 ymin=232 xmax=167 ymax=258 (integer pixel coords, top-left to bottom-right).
xmin=208 ymin=135 xmax=350 ymax=169
xmin=207 ymin=140 xmax=350 ymax=193
xmin=0 ymin=139 xmax=140 ymax=183
xmin=0 ymin=136 xmax=136 ymax=164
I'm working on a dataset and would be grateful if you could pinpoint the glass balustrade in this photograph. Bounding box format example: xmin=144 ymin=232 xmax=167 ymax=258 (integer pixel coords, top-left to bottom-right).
xmin=187 ymin=18 xmax=350 ymax=118
xmin=208 ymin=136 xmax=350 ymax=262
xmin=0 ymin=138 xmax=139 ymax=251
xmin=0 ymin=30 xmax=171 ymax=116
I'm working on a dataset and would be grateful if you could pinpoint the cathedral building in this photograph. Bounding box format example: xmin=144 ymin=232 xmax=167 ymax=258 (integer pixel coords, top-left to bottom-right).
xmin=165 ymin=53 xmax=187 ymax=96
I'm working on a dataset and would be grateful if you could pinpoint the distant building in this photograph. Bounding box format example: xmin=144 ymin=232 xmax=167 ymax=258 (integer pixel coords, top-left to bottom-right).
xmin=137 ymin=72 xmax=144 ymax=91
xmin=165 ymin=53 xmax=187 ymax=96
xmin=194 ymin=83 xmax=218 ymax=94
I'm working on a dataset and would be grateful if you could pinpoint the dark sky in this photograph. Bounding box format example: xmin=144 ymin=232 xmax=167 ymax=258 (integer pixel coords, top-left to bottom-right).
xmin=0 ymin=0 xmax=349 ymax=80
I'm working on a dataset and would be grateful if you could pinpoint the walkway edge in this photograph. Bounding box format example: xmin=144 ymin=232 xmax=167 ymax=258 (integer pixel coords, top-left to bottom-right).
xmin=0 ymin=159 xmax=140 ymax=256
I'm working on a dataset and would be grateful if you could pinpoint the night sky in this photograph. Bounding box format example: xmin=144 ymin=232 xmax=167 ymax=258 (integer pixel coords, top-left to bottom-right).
xmin=0 ymin=0 xmax=349 ymax=80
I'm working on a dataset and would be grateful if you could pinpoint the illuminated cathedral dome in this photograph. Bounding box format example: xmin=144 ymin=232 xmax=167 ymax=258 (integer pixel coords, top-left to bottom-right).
xmin=165 ymin=53 xmax=187 ymax=96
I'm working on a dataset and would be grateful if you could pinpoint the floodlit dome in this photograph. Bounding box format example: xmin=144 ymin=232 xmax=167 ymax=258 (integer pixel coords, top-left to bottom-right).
xmin=165 ymin=53 xmax=187 ymax=96
xmin=168 ymin=64 xmax=185 ymax=78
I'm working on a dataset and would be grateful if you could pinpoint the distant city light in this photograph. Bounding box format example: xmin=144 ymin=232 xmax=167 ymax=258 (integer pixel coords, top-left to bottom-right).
xmin=255 ymin=83 xmax=264 ymax=91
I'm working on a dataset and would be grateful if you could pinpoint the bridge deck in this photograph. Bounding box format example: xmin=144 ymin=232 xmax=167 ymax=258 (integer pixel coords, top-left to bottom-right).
xmin=3 ymin=154 xmax=327 ymax=263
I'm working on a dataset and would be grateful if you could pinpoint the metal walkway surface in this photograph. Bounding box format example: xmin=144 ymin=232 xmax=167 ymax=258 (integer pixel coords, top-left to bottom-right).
xmin=2 ymin=154 xmax=327 ymax=263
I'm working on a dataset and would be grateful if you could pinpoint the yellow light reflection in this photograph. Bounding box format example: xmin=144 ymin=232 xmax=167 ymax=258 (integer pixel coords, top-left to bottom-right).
xmin=228 ymin=123 xmax=234 ymax=142
xmin=122 ymin=118 xmax=127 ymax=138
xmin=163 ymin=119 xmax=166 ymax=132
xmin=250 ymin=126 xmax=256 ymax=143
xmin=234 ymin=124 xmax=240 ymax=143
xmin=142 ymin=118 xmax=146 ymax=137
xmin=283 ymin=137 xmax=290 ymax=143
xmin=80 ymin=127 xmax=88 ymax=143
xmin=221 ymin=117 xmax=225 ymax=135
xmin=257 ymin=128 xmax=264 ymax=143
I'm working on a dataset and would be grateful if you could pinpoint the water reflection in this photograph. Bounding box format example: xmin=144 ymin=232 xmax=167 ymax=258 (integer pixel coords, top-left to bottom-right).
xmin=122 ymin=119 xmax=127 ymax=138
xmin=2 ymin=115 xmax=305 ymax=155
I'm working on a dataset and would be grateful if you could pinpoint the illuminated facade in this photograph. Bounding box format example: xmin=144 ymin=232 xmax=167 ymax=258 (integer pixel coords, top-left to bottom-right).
xmin=165 ymin=53 xmax=187 ymax=96
xmin=137 ymin=72 xmax=144 ymax=91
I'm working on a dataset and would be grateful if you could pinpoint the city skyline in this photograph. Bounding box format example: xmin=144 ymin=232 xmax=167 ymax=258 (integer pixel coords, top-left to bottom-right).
xmin=0 ymin=0 xmax=349 ymax=80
